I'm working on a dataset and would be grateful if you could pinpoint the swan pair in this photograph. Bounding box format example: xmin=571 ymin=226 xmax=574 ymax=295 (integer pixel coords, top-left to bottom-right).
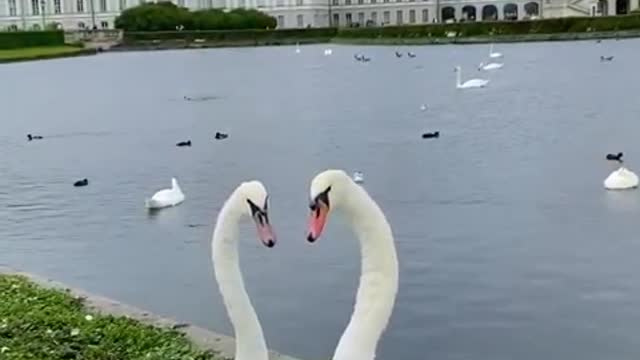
xmin=213 ymin=169 xmax=398 ymax=360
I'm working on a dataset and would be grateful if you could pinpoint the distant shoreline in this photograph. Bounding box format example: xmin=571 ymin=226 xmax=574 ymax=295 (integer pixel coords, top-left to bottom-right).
xmin=0 ymin=46 xmax=96 ymax=64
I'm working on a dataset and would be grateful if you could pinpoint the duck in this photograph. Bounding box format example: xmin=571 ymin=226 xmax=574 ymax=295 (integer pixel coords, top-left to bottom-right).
xmin=422 ymin=131 xmax=440 ymax=139
xmin=395 ymin=51 xmax=403 ymax=58
xmin=73 ymin=179 xmax=89 ymax=187
xmin=214 ymin=132 xmax=228 ymax=140
xmin=606 ymin=152 xmax=623 ymax=162
xmin=176 ymin=140 xmax=191 ymax=147
xmin=407 ymin=52 xmax=416 ymax=58
xmin=600 ymin=56 xmax=614 ymax=62
xmin=27 ymin=134 xmax=43 ymax=141
xmin=145 ymin=178 xmax=185 ymax=209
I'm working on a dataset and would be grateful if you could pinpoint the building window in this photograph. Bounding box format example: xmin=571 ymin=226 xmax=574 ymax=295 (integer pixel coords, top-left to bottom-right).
xmin=383 ymin=0 xmax=389 ymax=3
xmin=53 ymin=0 xmax=61 ymax=13
xmin=296 ymin=0 xmax=303 ymax=4
xmin=8 ymin=24 xmax=18 ymax=30
xmin=8 ymin=0 xmax=17 ymax=16
xmin=346 ymin=12 xmax=352 ymax=25
xmin=101 ymin=20 xmax=108 ymax=28
xmin=357 ymin=0 xmax=363 ymax=4
xmin=409 ymin=9 xmax=416 ymax=22
xmin=99 ymin=0 xmax=106 ymax=11
xmin=76 ymin=0 xmax=84 ymax=12
xmin=276 ymin=0 xmax=284 ymax=6
xmin=371 ymin=11 xmax=377 ymax=23
xmin=177 ymin=0 xmax=183 ymax=5
xmin=78 ymin=21 xmax=85 ymax=28
xmin=32 ymin=23 xmax=40 ymax=30
xmin=296 ymin=14 xmax=303 ymax=27
xmin=332 ymin=13 xmax=339 ymax=26
xmin=31 ymin=0 xmax=39 ymax=15
xmin=357 ymin=12 xmax=364 ymax=24
xmin=383 ymin=10 xmax=390 ymax=22
xmin=345 ymin=0 xmax=351 ymax=4
xmin=396 ymin=10 xmax=403 ymax=24
xmin=138 ymin=0 xmax=144 ymax=5
xmin=371 ymin=0 xmax=376 ymax=3
xmin=421 ymin=8 xmax=428 ymax=22
xmin=277 ymin=15 xmax=284 ymax=27
xmin=206 ymin=0 xmax=212 ymax=7
xmin=119 ymin=0 xmax=126 ymax=10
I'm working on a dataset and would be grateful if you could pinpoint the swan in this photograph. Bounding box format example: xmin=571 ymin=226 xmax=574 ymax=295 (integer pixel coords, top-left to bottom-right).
xmin=324 ymin=48 xmax=333 ymax=56
xmin=489 ymin=43 xmax=503 ymax=58
xmin=212 ymin=181 xmax=275 ymax=360
xmin=145 ymin=178 xmax=185 ymax=209
xmin=604 ymin=166 xmax=639 ymax=190
xmin=478 ymin=62 xmax=504 ymax=71
xmin=307 ymin=169 xmax=398 ymax=360
xmin=295 ymin=42 xmax=301 ymax=54
xmin=352 ymin=171 xmax=364 ymax=184
xmin=420 ymin=104 xmax=427 ymax=111
xmin=455 ymin=66 xmax=489 ymax=89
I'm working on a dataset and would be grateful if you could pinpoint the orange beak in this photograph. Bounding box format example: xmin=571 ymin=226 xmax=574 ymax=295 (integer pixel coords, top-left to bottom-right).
xmin=307 ymin=201 xmax=329 ymax=243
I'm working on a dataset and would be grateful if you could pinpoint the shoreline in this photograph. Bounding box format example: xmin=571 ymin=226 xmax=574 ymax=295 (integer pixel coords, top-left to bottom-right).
xmin=0 ymin=47 xmax=97 ymax=64
xmin=0 ymin=265 xmax=302 ymax=360
xmin=111 ymin=29 xmax=640 ymax=52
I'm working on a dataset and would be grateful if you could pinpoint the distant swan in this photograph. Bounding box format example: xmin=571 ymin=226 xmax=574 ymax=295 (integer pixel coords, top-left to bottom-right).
xmin=407 ymin=52 xmax=416 ymax=58
xmin=489 ymin=43 xmax=503 ymax=58
xmin=212 ymin=181 xmax=275 ymax=360
xmin=478 ymin=62 xmax=504 ymax=71
xmin=395 ymin=51 xmax=403 ymax=58
xmin=455 ymin=66 xmax=489 ymax=89
xmin=324 ymin=48 xmax=333 ymax=56
xmin=352 ymin=171 xmax=364 ymax=184
xmin=604 ymin=167 xmax=639 ymax=190
xmin=146 ymin=178 xmax=185 ymax=209
xmin=295 ymin=43 xmax=301 ymax=54
xmin=307 ymin=170 xmax=398 ymax=360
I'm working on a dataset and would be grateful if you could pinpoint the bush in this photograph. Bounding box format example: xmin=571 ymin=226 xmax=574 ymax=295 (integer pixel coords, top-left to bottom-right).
xmin=334 ymin=14 xmax=640 ymax=39
xmin=115 ymin=2 xmax=276 ymax=31
xmin=123 ymin=27 xmax=337 ymax=43
xmin=0 ymin=31 xmax=64 ymax=50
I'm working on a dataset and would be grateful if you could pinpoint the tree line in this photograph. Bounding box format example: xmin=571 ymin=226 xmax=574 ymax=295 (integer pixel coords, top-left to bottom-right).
xmin=115 ymin=2 xmax=277 ymax=31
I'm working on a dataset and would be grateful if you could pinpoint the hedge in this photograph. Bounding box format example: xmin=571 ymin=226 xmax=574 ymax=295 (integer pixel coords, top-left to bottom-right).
xmin=0 ymin=31 xmax=65 ymax=50
xmin=124 ymin=27 xmax=338 ymax=43
xmin=336 ymin=14 xmax=640 ymax=38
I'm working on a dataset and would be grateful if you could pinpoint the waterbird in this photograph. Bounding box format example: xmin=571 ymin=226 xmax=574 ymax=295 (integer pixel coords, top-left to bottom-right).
xmin=73 ymin=179 xmax=89 ymax=187
xmin=606 ymin=152 xmax=623 ymax=162
xmin=422 ymin=131 xmax=440 ymax=139
xmin=27 ymin=134 xmax=43 ymax=141
xmin=215 ymin=132 xmax=229 ymax=140
xmin=455 ymin=66 xmax=489 ymax=89
xmin=145 ymin=178 xmax=185 ymax=209
xmin=176 ymin=140 xmax=191 ymax=147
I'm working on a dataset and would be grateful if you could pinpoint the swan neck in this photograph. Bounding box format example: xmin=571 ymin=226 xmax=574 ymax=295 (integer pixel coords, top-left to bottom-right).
xmin=333 ymin=185 xmax=399 ymax=360
xmin=212 ymin=195 xmax=268 ymax=360
xmin=456 ymin=69 xmax=462 ymax=87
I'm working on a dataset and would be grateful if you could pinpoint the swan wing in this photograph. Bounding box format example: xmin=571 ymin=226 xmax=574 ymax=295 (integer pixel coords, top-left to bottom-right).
xmin=604 ymin=168 xmax=639 ymax=189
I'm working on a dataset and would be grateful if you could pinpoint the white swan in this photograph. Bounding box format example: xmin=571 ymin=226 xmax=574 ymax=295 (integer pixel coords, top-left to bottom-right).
xmin=295 ymin=42 xmax=301 ymax=54
xmin=324 ymin=48 xmax=333 ymax=56
xmin=352 ymin=171 xmax=364 ymax=184
xmin=478 ymin=62 xmax=504 ymax=71
xmin=145 ymin=178 xmax=185 ymax=209
xmin=307 ymin=169 xmax=398 ymax=360
xmin=212 ymin=181 xmax=275 ymax=360
xmin=604 ymin=166 xmax=639 ymax=190
xmin=489 ymin=43 xmax=503 ymax=58
xmin=455 ymin=66 xmax=489 ymax=89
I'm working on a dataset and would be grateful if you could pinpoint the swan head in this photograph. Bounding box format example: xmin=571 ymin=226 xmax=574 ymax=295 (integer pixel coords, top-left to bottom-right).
xmin=237 ymin=181 xmax=275 ymax=248
xmin=454 ymin=66 xmax=461 ymax=72
xmin=307 ymin=169 xmax=353 ymax=243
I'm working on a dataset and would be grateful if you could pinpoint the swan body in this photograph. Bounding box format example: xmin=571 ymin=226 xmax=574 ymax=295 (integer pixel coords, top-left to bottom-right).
xmin=604 ymin=167 xmax=639 ymax=190
xmin=212 ymin=181 xmax=275 ymax=360
xmin=307 ymin=169 xmax=398 ymax=360
xmin=324 ymin=48 xmax=333 ymax=56
xmin=489 ymin=43 xmax=503 ymax=58
xmin=145 ymin=178 xmax=185 ymax=209
xmin=478 ymin=62 xmax=504 ymax=71
xmin=295 ymin=43 xmax=301 ymax=54
xmin=455 ymin=66 xmax=489 ymax=89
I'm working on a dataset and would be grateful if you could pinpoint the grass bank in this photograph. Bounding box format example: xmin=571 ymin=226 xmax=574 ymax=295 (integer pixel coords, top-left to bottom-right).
xmin=0 ymin=45 xmax=95 ymax=63
xmin=0 ymin=274 xmax=220 ymax=359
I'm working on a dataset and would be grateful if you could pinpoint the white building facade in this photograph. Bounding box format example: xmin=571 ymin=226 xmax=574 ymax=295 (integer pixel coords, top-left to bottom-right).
xmin=0 ymin=0 xmax=637 ymax=30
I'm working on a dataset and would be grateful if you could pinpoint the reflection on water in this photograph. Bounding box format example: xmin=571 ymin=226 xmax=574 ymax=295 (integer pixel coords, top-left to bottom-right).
xmin=3 ymin=40 xmax=640 ymax=360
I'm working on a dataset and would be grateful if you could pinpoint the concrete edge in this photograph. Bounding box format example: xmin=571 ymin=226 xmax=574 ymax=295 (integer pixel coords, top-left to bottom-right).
xmin=0 ymin=265 xmax=302 ymax=360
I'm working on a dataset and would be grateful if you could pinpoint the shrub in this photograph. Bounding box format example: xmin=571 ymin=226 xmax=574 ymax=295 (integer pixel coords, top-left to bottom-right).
xmin=0 ymin=31 xmax=64 ymax=50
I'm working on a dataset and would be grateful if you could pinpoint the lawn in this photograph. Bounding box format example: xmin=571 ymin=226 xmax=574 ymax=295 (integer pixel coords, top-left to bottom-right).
xmin=0 ymin=46 xmax=89 ymax=62
xmin=0 ymin=275 xmax=220 ymax=360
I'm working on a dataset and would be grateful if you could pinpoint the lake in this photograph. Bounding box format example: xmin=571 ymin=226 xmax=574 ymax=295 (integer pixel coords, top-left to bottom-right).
xmin=2 ymin=39 xmax=640 ymax=360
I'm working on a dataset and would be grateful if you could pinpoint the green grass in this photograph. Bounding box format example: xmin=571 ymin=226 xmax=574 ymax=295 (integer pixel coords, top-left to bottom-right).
xmin=0 ymin=275 xmax=220 ymax=360
xmin=0 ymin=46 xmax=87 ymax=61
